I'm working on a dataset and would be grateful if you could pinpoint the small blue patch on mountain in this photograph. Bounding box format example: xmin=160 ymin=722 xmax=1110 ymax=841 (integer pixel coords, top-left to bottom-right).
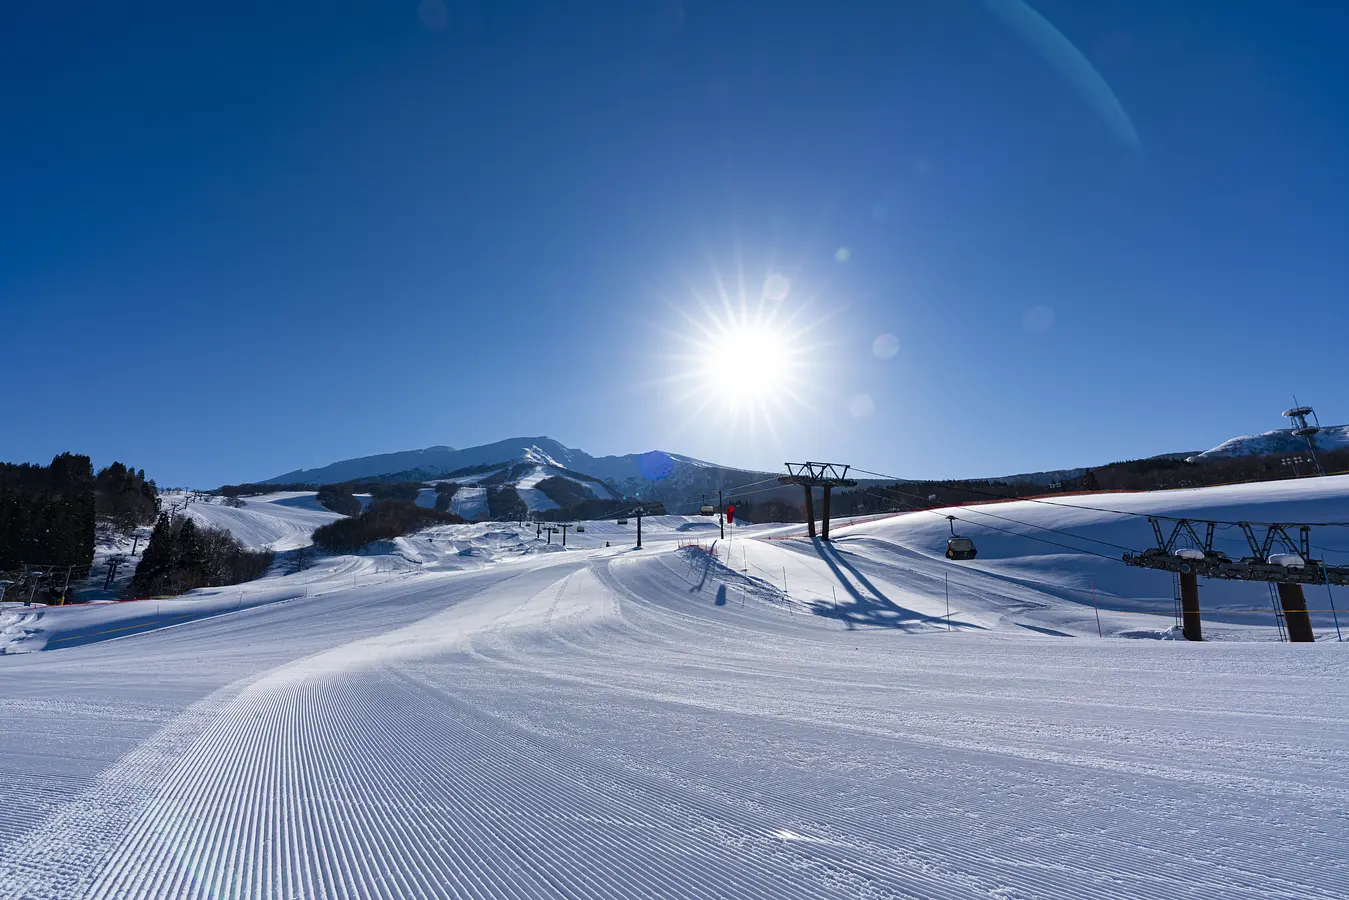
xmin=637 ymin=451 xmax=676 ymax=481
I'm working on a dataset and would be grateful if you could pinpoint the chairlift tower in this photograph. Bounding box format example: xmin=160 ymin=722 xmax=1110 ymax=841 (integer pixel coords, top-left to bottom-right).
xmin=1283 ymin=402 xmax=1326 ymax=476
xmin=779 ymin=462 xmax=857 ymax=540
xmin=1123 ymin=516 xmax=1349 ymax=642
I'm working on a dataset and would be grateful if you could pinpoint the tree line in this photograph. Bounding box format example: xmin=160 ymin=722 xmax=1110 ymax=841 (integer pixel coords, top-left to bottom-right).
xmin=1 ymin=453 xmax=162 ymax=603
xmin=533 ymin=476 xmax=593 ymax=509
xmin=311 ymin=500 xmax=464 ymax=554
xmin=1077 ymin=448 xmax=1349 ymax=492
xmin=2 ymin=453 xmax=159 ymax=570
xmin=486 ymin=486 xmax=529 ymax=521
xmin=310 ymin=481 xmax=439 ymax=516
xmin=531 ymin=497 xmax=668 ymax=523
xmin=217 ymin=481 xmax=318 ymax=497
xmin=129 ymin=515 xmax=274 ymax=598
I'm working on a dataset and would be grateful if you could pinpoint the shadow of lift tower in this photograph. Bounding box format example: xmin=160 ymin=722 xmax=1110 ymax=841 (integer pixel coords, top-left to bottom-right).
xmin=780 ymin=462 xmax=858 ymax=541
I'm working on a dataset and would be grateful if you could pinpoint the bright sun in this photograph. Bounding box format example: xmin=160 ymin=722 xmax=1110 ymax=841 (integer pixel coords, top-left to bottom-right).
xmin=652 ymin=263 xmax=833 ymax=444
xmin=665 ymin=298 xmax=821 ymax=436
xmin=700 ymin=317 xmax=795 ymax=408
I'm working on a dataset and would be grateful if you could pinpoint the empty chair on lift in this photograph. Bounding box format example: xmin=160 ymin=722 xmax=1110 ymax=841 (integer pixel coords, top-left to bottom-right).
xmin=945 ymin=516 xmax=977 ymax=560
xmin=699 ymin=504 xmax=716 ymax=516
xmin=617 ymin=517 xmax=628 ymax=525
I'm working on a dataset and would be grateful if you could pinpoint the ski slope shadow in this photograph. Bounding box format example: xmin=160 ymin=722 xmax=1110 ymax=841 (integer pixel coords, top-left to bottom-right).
xmin=687 ymin=542 xmax=718 ymax=594
xmin=808 ymin=539 xmax=984 ymax=632
xmin=832 ymin=535 xmax=1074 ymax=623
xmin=670 ymin=546 xmax=798 ymax=617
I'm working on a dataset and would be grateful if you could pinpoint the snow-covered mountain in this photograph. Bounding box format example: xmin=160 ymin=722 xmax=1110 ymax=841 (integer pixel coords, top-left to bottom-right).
xmin=264 ymin=436 xmax=779 ymax=511
xmin=1188 ymin=424 xmax=1349 ymax=462
xmin=265 ymin=445 xmax=459 ymax=485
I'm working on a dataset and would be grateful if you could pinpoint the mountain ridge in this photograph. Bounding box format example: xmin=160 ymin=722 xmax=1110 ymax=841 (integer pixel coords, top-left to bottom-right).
xmin=263 ymin=419 xmax=1346 ymax=503
xmin=263 ymin=437 xmax=778 ymax=511
xmin=1187 ymin=424 xmax=1349 ymax=462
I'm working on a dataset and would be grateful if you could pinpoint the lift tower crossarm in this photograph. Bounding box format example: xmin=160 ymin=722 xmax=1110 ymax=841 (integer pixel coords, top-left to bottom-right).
xmin=779 ymin=462 xmax=858 ymax=540
xmin=1124 ymin=518 xmax=1349 ymax=586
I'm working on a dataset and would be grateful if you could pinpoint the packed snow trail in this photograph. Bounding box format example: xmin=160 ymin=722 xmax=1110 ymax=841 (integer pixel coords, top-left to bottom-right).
xmin=179 ymin=492 xmax=345 ymax=551
xmin=3 ymin=542 xmax=1347 ymax=899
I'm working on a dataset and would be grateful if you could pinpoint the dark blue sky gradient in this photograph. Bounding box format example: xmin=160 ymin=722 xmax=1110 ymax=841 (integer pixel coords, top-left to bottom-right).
xmin=3 ymin=1 xmax=1347 ymax=485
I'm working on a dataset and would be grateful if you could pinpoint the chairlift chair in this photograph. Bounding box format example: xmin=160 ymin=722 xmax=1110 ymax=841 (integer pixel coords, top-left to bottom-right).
xmin=699 ymin=504 xmax=716 ymax=516
xmin=576 ymin=525 xmax=585 ymax=533
xmin=944 ymin=516 xmax=977 ymax=560
xmin=617 ymin=517 xmax=628 ymax=525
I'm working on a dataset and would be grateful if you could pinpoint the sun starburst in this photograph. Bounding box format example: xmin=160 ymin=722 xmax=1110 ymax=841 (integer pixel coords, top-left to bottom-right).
xmin=654 ymin=262 xmax=837 ymax=446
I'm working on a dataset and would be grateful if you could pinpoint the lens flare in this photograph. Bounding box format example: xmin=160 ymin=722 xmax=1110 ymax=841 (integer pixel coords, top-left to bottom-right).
xmin=763 ymin=272 xmax=791 ymax=301
xmin=848 ymin=393 xmax=875 ymax=417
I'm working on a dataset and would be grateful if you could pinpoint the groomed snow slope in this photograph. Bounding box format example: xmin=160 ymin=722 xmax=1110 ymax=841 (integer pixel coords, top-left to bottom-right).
xmin=2 ymin=481 xmax=1347 ymax=899
xmin=179 ymin=492 xmax=345 ymax=551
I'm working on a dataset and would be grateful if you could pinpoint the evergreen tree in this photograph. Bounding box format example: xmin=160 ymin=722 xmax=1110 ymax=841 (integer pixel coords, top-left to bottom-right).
xmin=175 ymin=518 xmax=207 ymax=590
xmin=129 ymin=515 xmax=177 ymax=597
xmin=126 ymin=515 xmax=272 ymax=598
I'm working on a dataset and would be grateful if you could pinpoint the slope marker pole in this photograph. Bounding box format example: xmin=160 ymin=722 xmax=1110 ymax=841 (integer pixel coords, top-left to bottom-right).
xmin=1323 ymin=561 xmax=1342 ymax=642
xmin=1093 ymin=578 xmax=1102 ymax=638
xmin=945 ymin=573 xmax=951 ymax=631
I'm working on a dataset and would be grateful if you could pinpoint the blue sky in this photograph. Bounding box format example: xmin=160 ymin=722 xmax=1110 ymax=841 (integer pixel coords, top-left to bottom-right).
xmin=3 ymin=0 xmax=1347 ymax=486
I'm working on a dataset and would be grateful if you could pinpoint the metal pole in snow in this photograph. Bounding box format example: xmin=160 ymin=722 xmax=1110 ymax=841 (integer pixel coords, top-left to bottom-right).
xmin=1093 ymin=578 xmax=1103 ymax=638
xmin=1325 ymin=560 xmax=1343 ymax=642
xmin=945 ymin=573 xmax=951 ymax=631
xmin=832 ymin=585 xmax=837 ymax=612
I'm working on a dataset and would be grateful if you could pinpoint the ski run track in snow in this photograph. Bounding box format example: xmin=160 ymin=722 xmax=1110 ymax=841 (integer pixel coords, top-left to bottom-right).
xmin=2 ymin=479 xmax=1348 ymax=899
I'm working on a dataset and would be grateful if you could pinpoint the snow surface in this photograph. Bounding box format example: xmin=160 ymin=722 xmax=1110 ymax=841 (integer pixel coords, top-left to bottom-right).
xmin=514 ymin=465 xmax=562 ymax=511
xmin=2 ymin=478 xmax=1347 ymax=898
xmin=179 ymin=491 xmax=345 ymax=551
xmin=450 ymin=485 xmax=488 ymax=520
